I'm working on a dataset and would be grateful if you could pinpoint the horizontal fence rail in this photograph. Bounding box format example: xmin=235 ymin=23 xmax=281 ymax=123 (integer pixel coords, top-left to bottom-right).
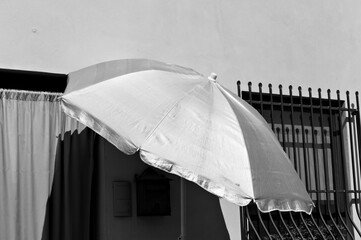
xmin=237 ymin=82 xmax=361 ymax=240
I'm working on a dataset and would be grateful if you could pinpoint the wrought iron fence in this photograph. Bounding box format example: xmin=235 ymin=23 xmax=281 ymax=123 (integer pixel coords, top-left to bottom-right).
xmin=237 ymin=82 xmax=361 ymax=240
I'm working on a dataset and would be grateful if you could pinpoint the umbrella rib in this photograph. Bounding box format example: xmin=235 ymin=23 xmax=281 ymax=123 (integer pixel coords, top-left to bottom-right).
xmin=139 ymin=80 xmax=209 ymax=150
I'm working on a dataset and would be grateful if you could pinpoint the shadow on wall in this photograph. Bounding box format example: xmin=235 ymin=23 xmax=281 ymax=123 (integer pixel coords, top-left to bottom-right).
xmin=42 ymin=128 xmax=230 ymax=240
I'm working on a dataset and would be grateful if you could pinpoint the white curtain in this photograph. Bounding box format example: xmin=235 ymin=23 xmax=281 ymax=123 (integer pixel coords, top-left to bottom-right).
xmin=0 ymin=89 xmax=84 ymax=240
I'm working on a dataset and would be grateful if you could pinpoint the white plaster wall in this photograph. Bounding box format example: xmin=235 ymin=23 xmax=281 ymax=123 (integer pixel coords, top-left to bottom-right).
xmin=1 ymin=0 xmax=361 ymax=96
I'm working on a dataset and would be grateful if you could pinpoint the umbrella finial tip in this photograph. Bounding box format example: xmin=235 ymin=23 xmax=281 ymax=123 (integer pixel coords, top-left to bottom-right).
xmin=208 ymin=73 xmax=217 ymax=82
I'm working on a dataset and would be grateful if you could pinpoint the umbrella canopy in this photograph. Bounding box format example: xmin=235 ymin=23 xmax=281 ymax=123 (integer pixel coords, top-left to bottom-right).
xmin=61 ymin=59 xmax=314 ymax=214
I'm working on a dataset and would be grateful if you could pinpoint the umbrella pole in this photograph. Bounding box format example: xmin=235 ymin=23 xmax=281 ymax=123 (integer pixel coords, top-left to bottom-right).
xmin=180 ymin=177 xmax=187 ymax=240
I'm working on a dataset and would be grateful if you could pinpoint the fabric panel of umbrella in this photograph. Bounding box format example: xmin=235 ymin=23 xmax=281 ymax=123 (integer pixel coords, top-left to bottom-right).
xmin=61 ymin=59 xmax=314 ymax=216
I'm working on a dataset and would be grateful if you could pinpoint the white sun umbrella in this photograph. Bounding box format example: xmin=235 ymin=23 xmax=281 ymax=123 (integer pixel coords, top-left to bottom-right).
xmin=61 ymin=59 xmax=314 ymax=216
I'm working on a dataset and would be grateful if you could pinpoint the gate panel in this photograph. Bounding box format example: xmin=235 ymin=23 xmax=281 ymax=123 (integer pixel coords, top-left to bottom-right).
xmin=237 ymin=82 xmax=361 ymax=240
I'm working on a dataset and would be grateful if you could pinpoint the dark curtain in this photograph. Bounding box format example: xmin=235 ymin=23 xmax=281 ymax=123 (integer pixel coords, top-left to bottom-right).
xmin=41 ymin=127 xmax=230 ymax=240
xmin=42 ymin=128 xmax=105 ymax=240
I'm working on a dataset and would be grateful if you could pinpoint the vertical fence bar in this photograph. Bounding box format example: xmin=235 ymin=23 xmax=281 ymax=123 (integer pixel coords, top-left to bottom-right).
xmin=351 ymin=102 xmax=361 ymax=216
xmin=278 ymin=84 xmax=297 ymax=240
xmin=309 ymin=87 xmax=321 ymax=213
xmin=269 ymin=84 xmax=275 ymax=132
xmin=337 ymin=90 xmax=361 ymax=237
xmin=289 ymin=86 xmax=298 ymax=172
xmin=327 ymin=89 xmax=354 ymax=239
xmin=318 ymin=89 xmax=345 ymax=239
xmin=298 ymin=87 xmax=311 ymax=195
xmin=268 ymin=83 xmax=285 ymax=240
xmin=351 ymin=102 xmax=361 ymax=221
xmin=355 ymin=91 xmax=361 ymax=171
xmin=258 ymin=83 xmax=263 ymax=114
xmin=354 ymin=91 xmax=361 ymax=219
xmin=237 ymin=81 xmax=241 ymax=99
xmin=279 ymin=85 xmax=286 ymax=152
